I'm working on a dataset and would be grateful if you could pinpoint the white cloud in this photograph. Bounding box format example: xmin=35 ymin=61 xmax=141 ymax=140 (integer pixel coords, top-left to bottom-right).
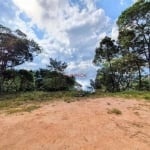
xmin=111 ymin=23 xmax=119 ymax=40
xmin=1 ymin=0 xmax=114 ymax=88
xmin=12 ymin=0 xmax=111 ymax=45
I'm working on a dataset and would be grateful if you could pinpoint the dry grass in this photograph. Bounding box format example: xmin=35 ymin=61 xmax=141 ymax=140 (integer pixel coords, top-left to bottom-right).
xmin=107 ymin=108 xmax=122 ymax=115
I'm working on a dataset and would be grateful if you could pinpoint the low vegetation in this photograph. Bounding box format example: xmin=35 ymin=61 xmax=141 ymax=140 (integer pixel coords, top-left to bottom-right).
xmin=0 ymin=91 xmax=88 ymax=112
xmin=7 ymin=105 xmax=40 ymax=114
xmin=0 ymin=90 xmax=149 ymax=114
xmin=107 ymin=108 xmax=122 ymax=115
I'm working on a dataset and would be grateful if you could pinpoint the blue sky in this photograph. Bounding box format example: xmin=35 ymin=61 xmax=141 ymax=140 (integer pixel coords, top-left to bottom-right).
xmin=0 ymin=0 xmax=135 ymax=88
xmin=96 ymin=0 xmax=136 ymax=19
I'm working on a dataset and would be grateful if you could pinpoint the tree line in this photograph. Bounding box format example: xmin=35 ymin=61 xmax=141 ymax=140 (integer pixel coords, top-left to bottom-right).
xmin=93 ymin=0 xmax=150 ymax=92
xmin=0 ymin=25 xmax=75 ymax=93
xmin=0 ymin=0 xmax=149 ymax=94
xmin=0 ymin=67 xmax=75 ymax=93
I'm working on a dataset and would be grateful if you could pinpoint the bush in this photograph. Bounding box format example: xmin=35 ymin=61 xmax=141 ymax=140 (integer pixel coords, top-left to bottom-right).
xmin=42 ymin=76 xmax=74 ymax=91
xmin=1 ymin=70 xmax=20 ymax=92
xmin=35 ymin=71 xmax=75 ymax=91
xmin=19 ymin=70 xmax=35 ymax=91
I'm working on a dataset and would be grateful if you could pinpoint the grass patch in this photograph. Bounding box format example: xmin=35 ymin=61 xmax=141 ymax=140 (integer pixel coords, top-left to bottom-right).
xmin=23 ymin=105 xmax=40 ymax=112
xmin=113 ymin=91 xmax=150 ymax=100
xmin=0 ymin=91 xmax=76 ymax=110
xmin=7 ymin=105 xmax=40 ymax=114
xmin=144 ymin=95 xmax=150 ymax=100
xmin=0 ymin=90 xmax=149 ymax=112
xmin=107 ymin=108 xmax=122 ymax=115
xmin=92 ymin=90 xmax=150 ymax=101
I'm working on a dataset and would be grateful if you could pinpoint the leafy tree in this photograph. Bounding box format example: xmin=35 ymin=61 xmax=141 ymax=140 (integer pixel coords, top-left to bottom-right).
xmin=93 ymin=36 xmax=119 ymax=65
xmin=1 ymin=70 xmax=20 ymax=92
xmin=42 ymin=76 xmax=67 ymax=91
xmin=0 ymin=24 xmax=41 ymax=93
xmin=41 ymin=72 xmax=75 ymax=91
xmin=0 ymin=69 xmax=35 ymax=92
xmin=95 ymin=66 xmax=121 ymax=92
xmin=18 ymin=70 xmax=35 ymax=91
xmin=118 ymin=29 xmax=135 ymax=54
xmin=94 ymin=53 xmax=146 ymax=91
xmin=93 ymin=0 xmax=150 ymax=92
xmin=93 ymin=36 xmax=119 ymax=92
xmin=112 ymin=54 xmax=145 ymax=90
xmin=140 ymin=75 xmax=150 ymax=90
xmin=0 ymin=24 xmax=41 ymax=72
xmin=35 ymin=69 xmax=75 ymax=91
xmin=47 ymin=58 xmax=67 ymax=73
xmin=117 ymin=0 xmax=150 ymax=89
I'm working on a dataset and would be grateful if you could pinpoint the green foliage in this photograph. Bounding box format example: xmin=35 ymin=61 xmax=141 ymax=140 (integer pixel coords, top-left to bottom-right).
xmin=0 ymin=69 xmax=35 ymax=93
xmin=2 ymin=76 xmax=20 ymax=92
xmin=0 ymin=90 xmax=149 ymax=113
xmin=93 ymin=36 xmax=120 ymax=92
xmin=93 ymin=36 xmax=119 ymax=65
xmin=19 ymin=70 xmax=35 ymax=91
xmin=95 ymin=67 xmax=120 ymax=92
xmin=35 ymin=70 xmax=75 ymax=91
xmin=93 ymin=1 xmax=150 ymax=92
xmin=0 ymin=91 xmax=78 ymax=111
xmin=117 ymin=0 xmax=150 ymax=29
xmin=0 ymin=24 xmax=41 ymax=73
xmin=117 ymin=0 xmax=150 ymax=90
xmin=42 ymin=77 xmax=66 ymax=91
xmin=0 ymin=24 xmax=41 ymax=93
xmin=118 ymin=29 xmax=135 ymax=50
xmin=94 ymin=54 xmax=147 ymax=92
xmin=115 ymin=91 xmax=150 ymax=100
xmin=35 ymin=59 xmax=75 ymax=92
xmin=1 ymin=70 xmax=20 ymax=92
xmin=133 ymin=76 xmax=150 ymax=91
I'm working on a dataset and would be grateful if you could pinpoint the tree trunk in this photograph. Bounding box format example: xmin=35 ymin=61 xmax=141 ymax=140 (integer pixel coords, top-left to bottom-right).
xmin=148 ymin=62 xmax=150 ymax=91
xmin=0 ymin=72 xmax=4 ymax=94
xmin=109 ymin=62 xmax=115 ymax=92
xmin=138 ymin=66 xmax=142 ymax=90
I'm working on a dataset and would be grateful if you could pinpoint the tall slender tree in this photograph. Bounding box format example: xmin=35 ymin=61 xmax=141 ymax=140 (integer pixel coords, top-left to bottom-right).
xmin=117 ymin=0 xmax=150 ymax=89
xmin=93 ymin=36 xmax=119 ymax=92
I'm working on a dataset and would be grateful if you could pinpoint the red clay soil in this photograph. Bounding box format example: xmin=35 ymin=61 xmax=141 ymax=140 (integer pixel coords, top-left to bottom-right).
xmin=0 ymin=97 xmax=150 ymax=150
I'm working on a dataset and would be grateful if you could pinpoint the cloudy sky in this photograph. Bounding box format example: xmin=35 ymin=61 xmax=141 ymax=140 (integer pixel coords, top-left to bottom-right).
xmin=0 ymin=0 xmax=136 ymax=88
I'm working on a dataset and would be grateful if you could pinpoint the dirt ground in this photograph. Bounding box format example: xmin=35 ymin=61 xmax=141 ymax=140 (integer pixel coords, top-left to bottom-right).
xmin=0 ymin=97 xmax=150 ymax=150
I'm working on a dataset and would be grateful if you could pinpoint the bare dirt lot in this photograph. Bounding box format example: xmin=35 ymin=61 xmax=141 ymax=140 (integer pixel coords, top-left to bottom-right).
xmin=0 ymin=97 xmax=150 ymax=150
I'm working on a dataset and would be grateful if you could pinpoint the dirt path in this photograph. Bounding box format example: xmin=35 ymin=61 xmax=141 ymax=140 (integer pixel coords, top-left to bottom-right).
xmin=0 ymin=97 xmax=150 ymax=150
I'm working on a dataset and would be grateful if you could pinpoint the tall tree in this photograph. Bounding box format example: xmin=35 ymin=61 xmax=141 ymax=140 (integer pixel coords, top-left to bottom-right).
xmin=112 ymin=54 xmax=145 ymax=90
xmin=0 ymin=24 xmax=41 ymax=92
xmin=93 ymin=36 xmax=119 ymax=92
xmin=0 ymin=24 xmax=41 ymax=72
xmin=117 ymin=0 xmax=150 ymax=89
xmin=19 ymin=70 xmax=35 ymax=91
